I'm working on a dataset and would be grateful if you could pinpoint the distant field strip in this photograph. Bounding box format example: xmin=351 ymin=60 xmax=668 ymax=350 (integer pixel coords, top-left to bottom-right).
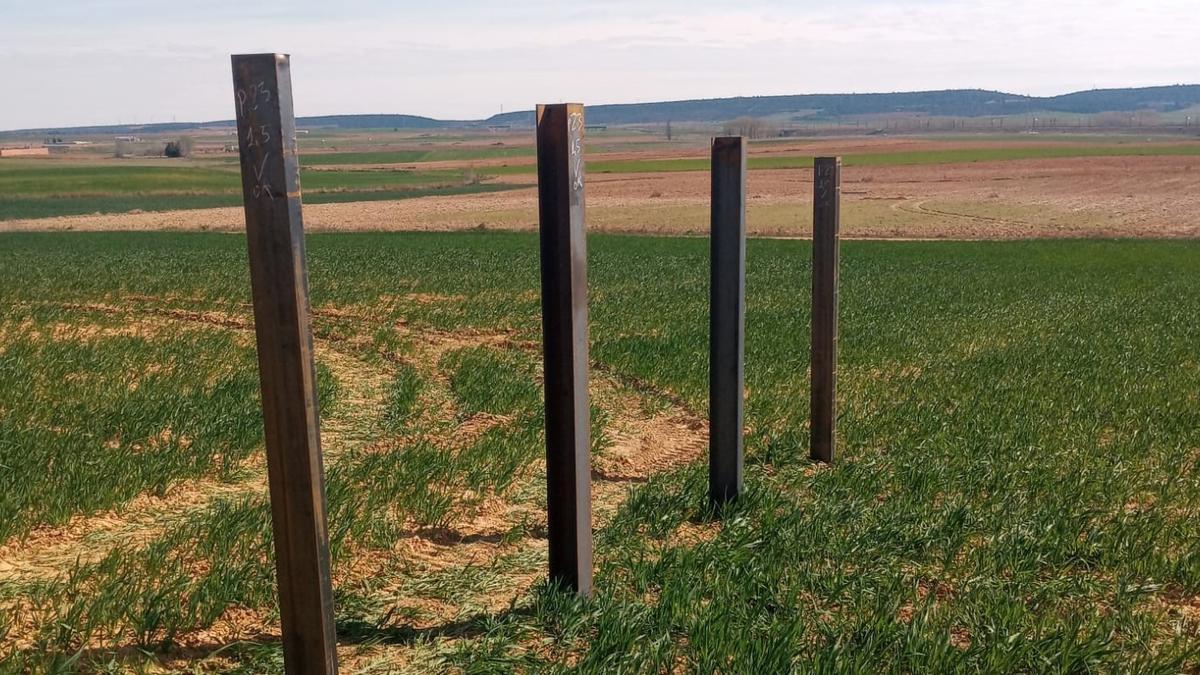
xmin=0 ymin=163 xmax=526 ymax=220
xmin=485 ymin=142 xmax=1200 ymax=174
xmin=299 ymin=146 xmax=534 ymax=166
xmin=6 ymin=141 xmax=1198 ymax=220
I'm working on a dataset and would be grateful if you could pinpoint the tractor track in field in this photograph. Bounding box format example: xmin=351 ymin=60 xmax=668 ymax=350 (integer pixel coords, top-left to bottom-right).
xmin=0 ymin=304 xmax=390 ymax=583
xmin=0 ymin=298 xmax=528 ymax=583
xmin=894 ymin=198 xmax=1036 ymax=229
xmin=0 ymin=299 xmax=709 ymax=667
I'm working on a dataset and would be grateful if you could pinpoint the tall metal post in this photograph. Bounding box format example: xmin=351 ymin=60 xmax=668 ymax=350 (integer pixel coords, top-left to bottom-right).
xmin=535 ymin=103 xmax=593 ymax=595
xmin=709 ymin=136 xmax=747 ymax=504
xmin=231 ymin=53 xmax=339 ymax=674
xmin=810 ymin=157 xmax=841 ymax=464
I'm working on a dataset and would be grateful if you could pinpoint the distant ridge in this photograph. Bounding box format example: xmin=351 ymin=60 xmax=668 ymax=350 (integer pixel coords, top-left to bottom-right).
xmin=484 ymin=85 xmax=1200 ymax=126
xmin=0 ymin=114 xmax=451 ymax=138
xmin=4 ymin=85 xmax=1199 ymax=136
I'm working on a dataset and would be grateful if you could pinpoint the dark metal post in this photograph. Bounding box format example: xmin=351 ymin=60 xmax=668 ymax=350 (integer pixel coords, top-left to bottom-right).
xmin=231 ymin=53 xmax=339 ymax=674
xmin=535 ymin=103 xmax=593 ymax=596
xmin=810 ymin=157 xmax=841 ymax=464
xmin=709 ymin=137 xmax=747 ymax=504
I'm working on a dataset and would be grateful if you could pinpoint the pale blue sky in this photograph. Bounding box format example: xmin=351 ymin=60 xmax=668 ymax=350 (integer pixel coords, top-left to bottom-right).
xmin=1 ymin=0 xmax=1195 ymax=130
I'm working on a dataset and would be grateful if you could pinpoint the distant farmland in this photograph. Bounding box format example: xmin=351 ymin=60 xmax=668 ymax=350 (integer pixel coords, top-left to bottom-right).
xmin=0 ymin=161 xmax=524 ymax=220
xmin=3 ymin=131 xmax=1199 ymax=240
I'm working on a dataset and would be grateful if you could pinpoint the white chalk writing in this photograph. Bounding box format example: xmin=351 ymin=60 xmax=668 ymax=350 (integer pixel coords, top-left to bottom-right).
xmin=568 ymin=111 xmax=584 ymax=192
xmin=252 ymin=154 xmax=273 ymax=199
xmin=244 ymin=124 xmax=272 ymax=148
xmin=816 ymin=162 xmax=837 ymax=201
xmin=236 ymin=81 xmax=272 ymax=117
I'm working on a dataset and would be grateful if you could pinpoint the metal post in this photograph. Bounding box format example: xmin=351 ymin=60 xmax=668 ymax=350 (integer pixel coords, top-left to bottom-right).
xmin=231 ymin=53 xmax=339 ymax=674
xmin=709 ymin=137 xmax=747 ymax=504
xmin=810 ymin=157 xmax=841 ymax=464
xmin=535 ymin=103 xmax=593 ymax=596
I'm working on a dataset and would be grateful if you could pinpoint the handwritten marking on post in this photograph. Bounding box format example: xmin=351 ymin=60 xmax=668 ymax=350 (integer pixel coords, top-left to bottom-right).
xmin=236 ymin=81 xmax=272 ymax=117
xmin=568 ymin=112 xmax=584 ymax=192
xmin=235 ymin=75 xmax=283 ymax=201
xmin=252 ymin=154 xmax=273 ymax=199
xmin=245 ymin=124 xmax=272 ymax=148
xmin=816 ymin=162 xmax=836 ymax=202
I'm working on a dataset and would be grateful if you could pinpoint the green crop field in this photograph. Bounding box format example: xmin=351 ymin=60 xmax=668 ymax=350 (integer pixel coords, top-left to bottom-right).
xmin=300 ymin=147 xmax=534 ymax=166
xmin=1 ymin=231 xmax=1197 ymax=672
xmin=0 ymin=162 xmax=522 ymax=220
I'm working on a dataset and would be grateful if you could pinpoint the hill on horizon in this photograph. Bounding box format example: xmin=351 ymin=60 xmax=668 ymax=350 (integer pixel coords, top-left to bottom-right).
xmin=486 ymin=85 xmax=1200 ymax=126
xmin=3 ymin=85 xmax=1198 ymax=137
